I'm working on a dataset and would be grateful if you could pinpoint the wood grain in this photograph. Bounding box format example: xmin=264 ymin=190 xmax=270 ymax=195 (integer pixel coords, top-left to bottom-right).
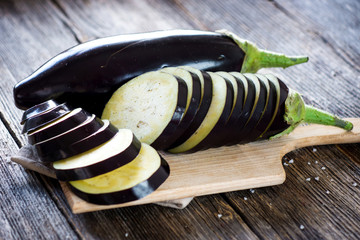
xmin=61 ymin=118 xmax=360 ymax=213
xmin=1 ymin=0 xmax=359 ymax=239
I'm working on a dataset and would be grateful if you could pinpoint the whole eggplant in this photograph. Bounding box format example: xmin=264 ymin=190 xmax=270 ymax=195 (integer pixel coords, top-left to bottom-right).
xmin=14 ymin=29 xmax=308 ymax=116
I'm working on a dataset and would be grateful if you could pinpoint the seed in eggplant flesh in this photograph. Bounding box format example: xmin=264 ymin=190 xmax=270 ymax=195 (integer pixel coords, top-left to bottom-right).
xmin=22 ymin=103 xmax=71 ymax=134
xmin=14 ymin=29 xmax=308 ymax=116
xmin=53 ymin=129 xmax=141 ymax=181
xmin=27 ymin=108 xmax=91 ymax=144
xmin=102 ymin=71 xmax=188 ymax=150
xmin=69 ymin=143 xmax=170 ymax=205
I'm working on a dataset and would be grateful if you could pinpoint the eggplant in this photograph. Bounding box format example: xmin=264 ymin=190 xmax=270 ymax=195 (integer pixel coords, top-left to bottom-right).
xmin=34 ymin=114 xmax=105 ymax=162
xmin=53 ymin=129 xmax=141 ymax=181
xmin=209 ymin=71 xmax=245 ymax=147
xmin=102 ymin=67 xmax=353 ymax=153
xmin=21 ymin=99 xmax=60 ymax=124
xmin=168 ymin=67 xmax=213 ymax=149
xmin=27 ymin=108 xmax=91 ymax=144
xmin=102 ymin=71 xmax=188 ymax=150
xmin=14 ymin=29 xmax=308 ymax=116
xmin=22 ymin=103 xmax=71 ymax=133
xmin=69 ymin=143 xmax=170 ymax=205
xmin=190 ymin=73 xmax=234 ymax=150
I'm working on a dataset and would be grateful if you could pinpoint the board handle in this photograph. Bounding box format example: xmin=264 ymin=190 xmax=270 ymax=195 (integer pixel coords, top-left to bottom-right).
xmin=280 ymin=118 xmax=360 ymax=155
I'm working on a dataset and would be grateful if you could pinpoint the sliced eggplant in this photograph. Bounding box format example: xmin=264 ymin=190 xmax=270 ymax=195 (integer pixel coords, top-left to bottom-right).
xmin=169 ymin=72 xmax=228 ymax=153
xmin=21 ymin=99 xmax=60 ymax=124
xmin=255 ymin=74 xmax=280 ymax=138
xmin=234 ymin=74 xmax=268 ymax=144
xmin=22 ymin=103 xmax=71 ymax=134
xmin=191 ymin=72 xmax=234 ymax=150
xmin=53 ymin=129 xmax=141 ymax=181
xmin=159 ymin=67 xmax=202 ymax=147
xmin=69 ymin=143 xmax=170 ymax=205
xmin=27 ymin=108 xmax=90 ymax=144
xmin=210 ymin=71 xmax=246 ymax=147
xmin=168 ymin=67 xmax=213 ymax=149
xmin=102 ymin=71 xmax=188 ymax=150
xmin=35 ymin=114 xmax=105 ymax=162
xmin=260 ymin=77 xmax=290 ymax=139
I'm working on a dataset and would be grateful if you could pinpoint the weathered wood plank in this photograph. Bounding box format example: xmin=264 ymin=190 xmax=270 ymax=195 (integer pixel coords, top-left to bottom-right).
xmin=223 ymin=144 xmax=360 ymax=239
xmin=0 ymin=123 xmax=79 ymax=239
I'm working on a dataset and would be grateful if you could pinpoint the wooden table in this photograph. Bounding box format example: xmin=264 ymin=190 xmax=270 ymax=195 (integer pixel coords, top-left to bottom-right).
xmin=1 ymin=0 xmax=359 ymax=239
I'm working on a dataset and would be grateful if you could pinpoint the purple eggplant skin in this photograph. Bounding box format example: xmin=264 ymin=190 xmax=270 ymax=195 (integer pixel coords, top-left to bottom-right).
xmin=22 ymin=103 xmax=71 ymax=134
xmin=27 ymin=108 xmax=91 ymax=144
xmin=150 ymin=77 xmax=188 ymax=150
xmin=68 ymin=120 xmax=118 ymax=154
xmin=55 ymin=132 xmax=141 ymax=181
xmin=14 ymin=30 xmax=246 ymax=116
xmin=68 ymin=156 xmax=170 ymax=205
xmin=169 ymin=71 xmax=213 ymax=148
xmin=192 ymin=74 xmax=234 ymax=150
xmin=259 ymin=79 xmax=289 ymax=139
xmin=35 ymin=115 xmax=105 ymax=162
xmin=225 ymin=74 xmax=257 ymax=145
xmin=21 ymin=99 xmax=60 ymax=124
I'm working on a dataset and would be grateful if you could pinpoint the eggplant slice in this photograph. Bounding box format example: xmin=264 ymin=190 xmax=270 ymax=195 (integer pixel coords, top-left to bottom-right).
xmin=69 ymin=143 xmax=170 ymax=205
xmin=169 ymin=72 xmax=228 ymax=153
xmin=169 ymin=68 xmax=213 ymax=148
xmin=102 ymin=71 xmax=187 ymax=149
xmin=35 ymin=114 xmax=105 ymax=162
xmin=21 ymin=99 xmax=60 ymax=125
xmin=191 ymin=72 xmax=234 ymax=150
xmin=22 ymin=103 xmax=71 ymax=133
xmin=53 ymin=129 xmax=141 ymax=181
xmin=210 ymin=71 xmax=245 ymax=147
xmin=160 ymin=67 xmax=202 ymax=147
xmin=27 ymin=108 xmax=90 ymax=144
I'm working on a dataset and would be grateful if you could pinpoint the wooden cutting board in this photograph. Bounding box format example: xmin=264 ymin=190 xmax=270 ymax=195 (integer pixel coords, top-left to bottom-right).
xmin=61 ymin=118 xmax=360 ymax=213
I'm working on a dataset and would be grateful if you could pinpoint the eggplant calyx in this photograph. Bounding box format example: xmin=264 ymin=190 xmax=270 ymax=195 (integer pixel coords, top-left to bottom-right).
xmin=270 ymin=90 xmax=353 ymax=139
xmin=216 ymin=29 xmax=309 ymax=73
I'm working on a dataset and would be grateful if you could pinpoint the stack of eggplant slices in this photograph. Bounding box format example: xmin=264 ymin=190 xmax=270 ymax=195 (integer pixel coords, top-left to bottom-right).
xmin=21 ymin=100 xmax=170 ymax=205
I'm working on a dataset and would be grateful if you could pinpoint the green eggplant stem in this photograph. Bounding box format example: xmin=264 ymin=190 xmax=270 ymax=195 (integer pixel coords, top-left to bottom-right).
xmin=271 ymin=90 xmax=353 ymax=139
xmin=217 ymin=29 xmax=309 ymax=73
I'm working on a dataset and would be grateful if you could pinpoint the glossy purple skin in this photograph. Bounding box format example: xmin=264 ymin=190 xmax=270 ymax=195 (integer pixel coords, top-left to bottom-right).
xmin=225 ymin=75 xmax=256 ymax=145
xmin=35 ymin=115 xmax=104 ymax=162
xmin=69 ymin=156 xmax=170 ymax=205
xmin=235 ymin=75 xmax=267 ymax=144
xmin=68 ymin=121 xmax=118 ymax=153
xmin=14 ymin=30 xmax=245 ymax=116
xmin=161 ymin=71 xmax=202 ymax=149
xmin=169 ymin=71 xmax=213 ymax=148
xmin=260 ymin=79 xmax=289 ymax=139
xmin=212 ymin=74 xmax=245 ymax=147
xmin=55 ymin=132 xmax=142 ymax=181
xmin=27 ymin=108 xmax=91 ymax=144
xmin=192 ymin=74 xmax=234 ymax=150
xmin=21 ymin=99 xmax=60 ymax=124
xmin=240 ymin=76 xmax=277 ymax=143
xmin=22 ymin=103 xmax=71 ymax=134
xmin=150 ymin=77 xmax=188 ymax=150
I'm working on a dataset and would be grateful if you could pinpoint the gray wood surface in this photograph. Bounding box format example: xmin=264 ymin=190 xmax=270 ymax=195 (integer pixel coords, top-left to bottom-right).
xmin=0 ymin=0 xmax=359 ymax=239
